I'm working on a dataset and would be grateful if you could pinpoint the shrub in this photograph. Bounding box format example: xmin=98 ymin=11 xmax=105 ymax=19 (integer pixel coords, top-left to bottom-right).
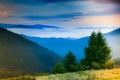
xmin=104 ymin=61 xmax=114 ymax=69
xmin=92 ymin=62 xmax=100 ymax=70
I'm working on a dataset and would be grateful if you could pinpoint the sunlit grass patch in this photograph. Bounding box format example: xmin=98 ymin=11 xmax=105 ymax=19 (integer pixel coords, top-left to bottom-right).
xmin=36 ymin=68 xmax=120 ymax=80
xmin=2 ymin=68 xmax=120 ymax=80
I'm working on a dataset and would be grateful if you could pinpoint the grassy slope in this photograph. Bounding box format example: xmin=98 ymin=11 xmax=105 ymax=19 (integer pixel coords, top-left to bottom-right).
xmin=2 ymin=68 xmax=120 ymax=80
xmin=36 ymin=68 xmax=120 ymax=80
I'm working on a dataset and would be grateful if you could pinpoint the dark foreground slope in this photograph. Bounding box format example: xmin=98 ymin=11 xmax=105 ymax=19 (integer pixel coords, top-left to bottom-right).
xmin=0 ymin=27 xmax=59 ymax=78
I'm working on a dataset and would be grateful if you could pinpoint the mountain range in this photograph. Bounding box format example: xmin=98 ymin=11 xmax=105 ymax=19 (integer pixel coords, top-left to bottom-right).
xmin=22 ymin=28 xmax=120 ymax=60
xmin=0 ymin=23 xmax=119 ymax=77
xmin=0 ymin=27 xmax=59 ymax=78
xmin=0 ymin=23 xmax=59 ymax=29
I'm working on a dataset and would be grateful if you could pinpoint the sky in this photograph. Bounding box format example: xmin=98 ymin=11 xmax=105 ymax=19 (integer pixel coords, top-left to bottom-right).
xmin=0 ymin=0 xmax=120 ymax=38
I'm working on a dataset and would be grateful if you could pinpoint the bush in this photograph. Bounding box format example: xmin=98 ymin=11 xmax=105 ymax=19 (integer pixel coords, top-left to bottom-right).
xmin=92 ymin=62 xmax=100 ymax=70
xmin=77 ymin=63 xmax=90 ymax=71
xmin=104 ymin=61 xmax=114 ymax=69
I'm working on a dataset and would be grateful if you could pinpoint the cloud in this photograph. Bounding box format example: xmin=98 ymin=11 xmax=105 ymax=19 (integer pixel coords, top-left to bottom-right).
xmin=67 ymin=14 xmax=120 ymax=27
xmin=93 ymin=0 xmax=120 ymax=4
xmin=36 ymin=0 xmax=85 ymax=3
xmin=106 ymin=0 xmax=120 ymax=4
xmin=0 ymin=0 xmax=84 ymax=6
xmin=86 ymin=6 xmax=120 ymax=16
xmin=0 ymin=0 xmax=119 ymax=7
xmin=21 ymin=12 xmax=84 ymax=21
xmin=0 ymin=4 xmax=9 ymax=16
xmin=20 ymin=6 xmax=120 ymax=21
xmin=112 ymin=0 xmax=120 ymax=4
xmin=7 ymin=27 xmax=116 ymax=38
xmin=0 ymin=0 xmax=119 ymax=28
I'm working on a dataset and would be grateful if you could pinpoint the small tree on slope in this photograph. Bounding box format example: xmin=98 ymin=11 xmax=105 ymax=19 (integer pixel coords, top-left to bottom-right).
xmin=52 ymin=62 xmax=66 ymax=74
xmin=64 ymin=50 xmax=77 ymax=72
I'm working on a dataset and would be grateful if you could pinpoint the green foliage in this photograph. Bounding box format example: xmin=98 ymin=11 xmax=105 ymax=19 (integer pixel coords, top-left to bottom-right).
xmin=81 ymin=31 xmax=113 ymax=70
xmin=52 ymin=62 xmax=66 ymax=74
xmin=77 ymin=63 xmax=89 ymax=71
xmin=92 ymin=62 xmax=100 ymax=70
xmin=64 ymin=50 xmax=77 ymax=72
xmin=104 ymin=61 xmax=114 ymax=69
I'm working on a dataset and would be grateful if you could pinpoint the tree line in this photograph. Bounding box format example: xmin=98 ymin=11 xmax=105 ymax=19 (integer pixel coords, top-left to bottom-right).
xmin=52 ymin=31 xmax=114 ymax=74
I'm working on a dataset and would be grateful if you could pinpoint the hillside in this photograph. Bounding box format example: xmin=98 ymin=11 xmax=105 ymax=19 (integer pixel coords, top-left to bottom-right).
xmin=36 ymin=69 xmax=120 ymax=80
xmin=0 ymin=27 xmax=59 ymax=78
xmin=2 ymin=68 xmax=120 ymax=80
xmin=22 ymin=28 xmax=120 ymax=60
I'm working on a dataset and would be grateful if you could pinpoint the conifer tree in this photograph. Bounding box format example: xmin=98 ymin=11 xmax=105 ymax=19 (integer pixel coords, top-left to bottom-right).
xmin=81 ymin=31 xmax=113 ymax=69
xmin=64 ymin=50 xmax=77 ymax=72
xmin=52 ymin=62 xmax=66 ymax=74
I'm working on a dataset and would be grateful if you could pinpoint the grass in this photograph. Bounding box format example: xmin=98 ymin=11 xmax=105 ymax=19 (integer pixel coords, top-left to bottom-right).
xmin=36 ymin=68 xmax=120 ymax=80
xmin=1 ymin=68 xmax=120 ymax=80
xmin=0 ymin=76 xmax=35 ymax=80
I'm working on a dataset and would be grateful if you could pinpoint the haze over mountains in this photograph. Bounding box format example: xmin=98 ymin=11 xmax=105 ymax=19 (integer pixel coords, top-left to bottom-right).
xmin=104 ymin=28 xmax=120 ymax=59
xmin=22 ymin=28 xmax=120 ymax=60
xmin=0 ymin=23 xmax=116 ymax=38
xmin=0 ymin=27 xmax=59 ymax=78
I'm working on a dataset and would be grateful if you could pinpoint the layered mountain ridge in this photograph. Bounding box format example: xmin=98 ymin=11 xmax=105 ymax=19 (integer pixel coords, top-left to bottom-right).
xmin=22 ymin=28 xmax=120 ymax=60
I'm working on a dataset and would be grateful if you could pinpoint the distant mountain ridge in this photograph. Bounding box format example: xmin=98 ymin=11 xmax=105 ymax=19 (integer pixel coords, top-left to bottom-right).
xmin=0 ymin=27 xmax=59 ymax=78
xmin=0 ymin=23 xmax=59 ymax=29
xmin=104 ymin=28 xmax=120 ymax=36
xmin=22 ymin=28 xmax=120 ymax=60
xmin=22 ymin=35 xmax=89 ymax=60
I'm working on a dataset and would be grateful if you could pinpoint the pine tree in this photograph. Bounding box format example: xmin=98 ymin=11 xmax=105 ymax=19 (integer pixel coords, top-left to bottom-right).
xmin=81 ymin=31 xmax=113 ymax=69
xmin=52 ymin=62 xmax=66 ymax=74
xmin=63 ymin=50 xmax=77 ymax=72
